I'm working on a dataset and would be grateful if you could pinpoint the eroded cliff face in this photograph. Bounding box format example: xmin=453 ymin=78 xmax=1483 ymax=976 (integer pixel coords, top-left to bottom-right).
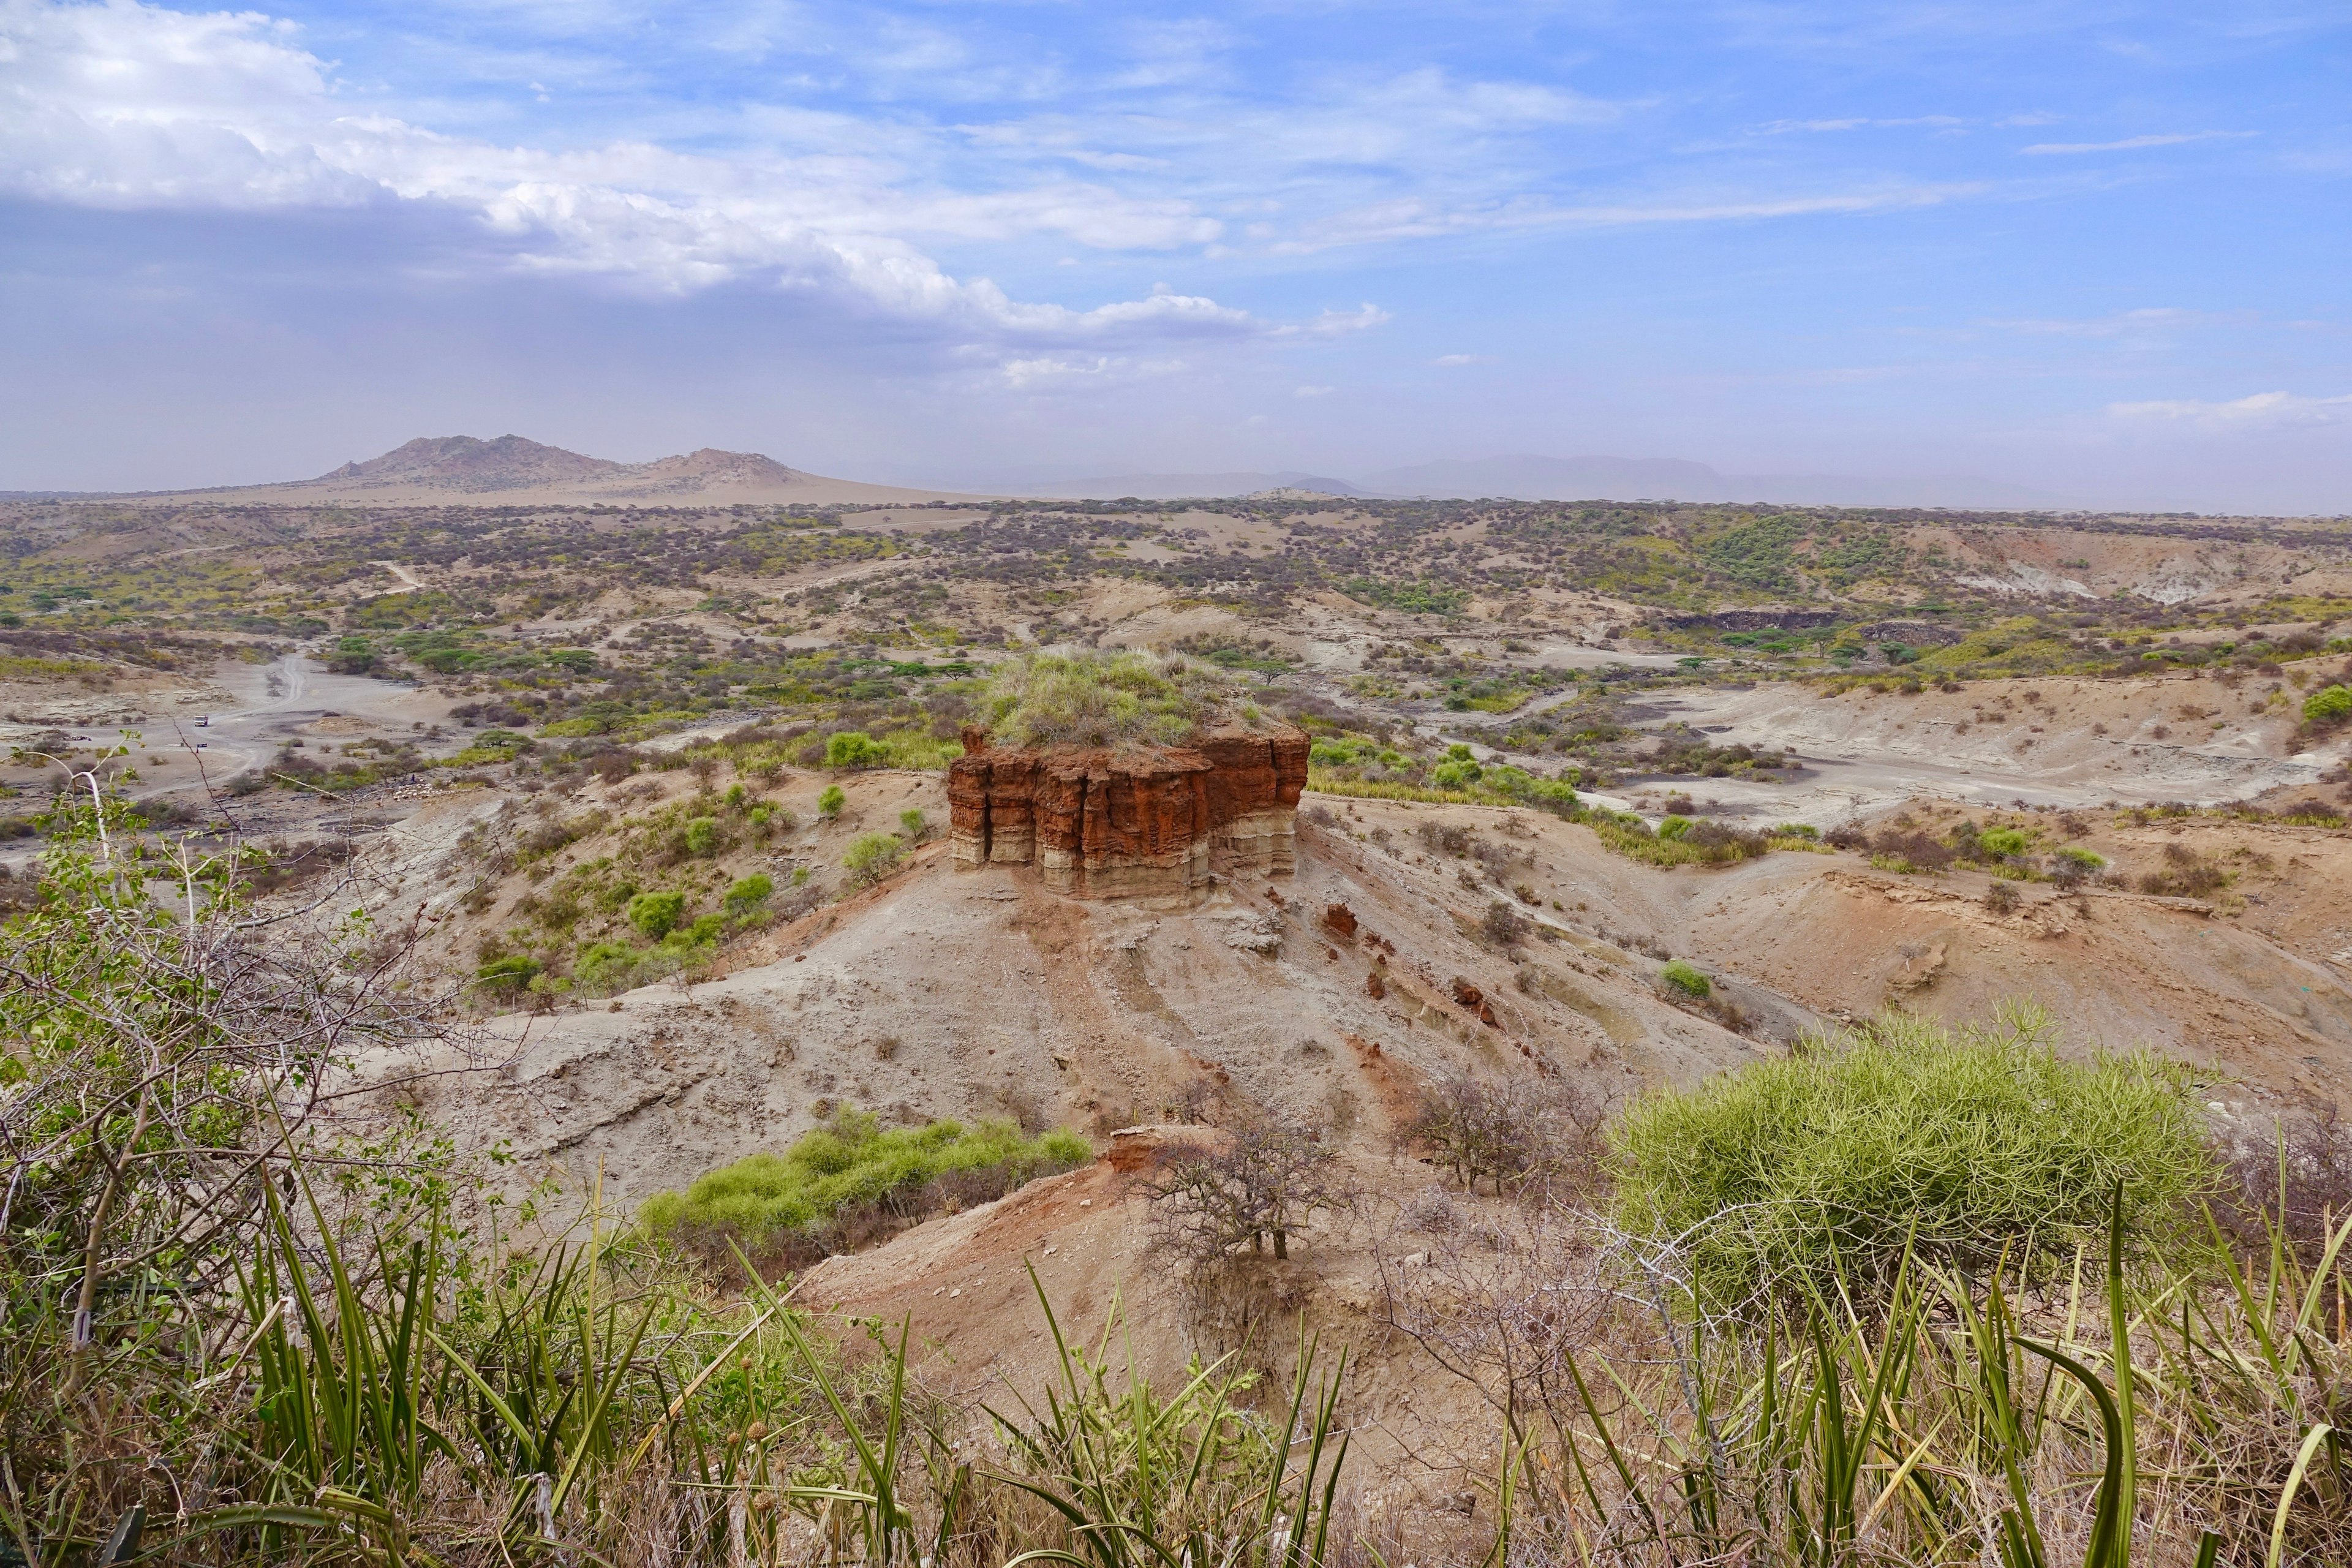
xmin=949 ymin=722 xmax=1308 ymax=899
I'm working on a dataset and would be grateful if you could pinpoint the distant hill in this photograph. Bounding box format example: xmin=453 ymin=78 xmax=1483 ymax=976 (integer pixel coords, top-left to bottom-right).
xmin=58 ymin=435 xmax=985 ymax=507
xmin=318 ymin=434 xmax=627 ymax=492
xmin=1363 ymin=454 xmax=2056 ymax=509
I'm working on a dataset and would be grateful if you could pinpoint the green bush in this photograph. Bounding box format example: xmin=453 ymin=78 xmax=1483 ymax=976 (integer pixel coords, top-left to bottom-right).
xmin=1608 ymin=1008 xmax=2213 ymax=1306
xmin=2305 ymin=684 xmax=2352 ymax=725
xmin=843 ymin=832 xmax=903 ymax=886
xmin=627 ymin=889 xmax=687 ymax=938
xmin=2056 ymin=845 xmax=2106 ymax=869
xmin=899 ymin=807 xmax=927 ymax=840
xmin=1657 ymin=815 xmax=1694 ymax=842
xmin=573 ymin=939 xmax=642 ymax=993
xmin=685 ymin=913 xmax=724 ymax=944
xmin=826 ymin=730 xmax=886 ymax=768
xmin=636 ymin=1108 xmax=1091 ymax=1256
xmin=683 ymin=815 xmax=719 ymax=855
xmin=723 ymin=873 xmax=774 ymax=914
xmin=817 ymin=784 xmax=845 ymax=818
xmin=1978 ymin=827 xmax=2029 ymax=856
xmin=1660 ymin=960 xmax=1709 ymax=998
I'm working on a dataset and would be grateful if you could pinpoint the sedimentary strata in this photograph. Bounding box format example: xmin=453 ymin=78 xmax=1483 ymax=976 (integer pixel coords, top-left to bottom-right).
xmin=949 ymin=722 xmax=1310 ymax=898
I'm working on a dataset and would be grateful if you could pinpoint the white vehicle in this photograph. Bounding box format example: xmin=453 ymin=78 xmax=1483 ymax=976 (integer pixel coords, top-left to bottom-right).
xmin=194 ymin=716 xmax=209 ymax=727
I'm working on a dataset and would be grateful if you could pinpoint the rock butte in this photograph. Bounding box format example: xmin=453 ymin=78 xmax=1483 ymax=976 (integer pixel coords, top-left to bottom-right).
xmin=949 ymin=722 xmax=1310 ymax=899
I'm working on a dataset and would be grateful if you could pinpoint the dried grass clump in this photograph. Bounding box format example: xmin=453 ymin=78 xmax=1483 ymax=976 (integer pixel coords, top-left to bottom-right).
xmin=982 ymin=649 xmax=1244 ymax=749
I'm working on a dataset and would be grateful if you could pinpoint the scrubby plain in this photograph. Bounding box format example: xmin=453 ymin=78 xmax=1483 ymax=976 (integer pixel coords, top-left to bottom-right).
xmin=3 ymin=484 xmax=2351 ymax=1564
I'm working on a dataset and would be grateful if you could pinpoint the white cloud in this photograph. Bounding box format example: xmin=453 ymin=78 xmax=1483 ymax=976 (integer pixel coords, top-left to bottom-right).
xmin=0 ymin=0 xmax=1276 ymax=349
xmin=2021 ymin=130 xmax=2253 ymax=155
xmin=1292 ymin=384 xmax=1333 ymax=398
xmin=2108 ymin=391 xmax=2352 ymax=428
xmin=1291 ymin=304 xmax=1390 ymax=336
xmin=1432 ymin=353 xmax=1488 ymax=366
xmin=1986 ymin=307 xmax=2196 ymax=344
xmin=1277 ymin=183 xmax=1979 ymax=252
xmin=1754 ymin=115 xmax=1963 ymax=135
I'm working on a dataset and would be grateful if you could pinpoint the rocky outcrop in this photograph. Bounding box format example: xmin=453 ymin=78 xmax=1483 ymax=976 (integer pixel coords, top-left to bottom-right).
xmin=949 ymin=722 xmax=1310 ymax=899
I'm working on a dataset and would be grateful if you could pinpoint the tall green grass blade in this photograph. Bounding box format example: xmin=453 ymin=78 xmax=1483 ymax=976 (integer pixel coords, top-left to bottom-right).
xmin=2106 ymin=1183 xmax=2137 ymax=1568
xmin=2015 ymin=1335 xmax=2126 ymax=1568
xmin=2268 ymin=1423 xmax=2334 ymax=1568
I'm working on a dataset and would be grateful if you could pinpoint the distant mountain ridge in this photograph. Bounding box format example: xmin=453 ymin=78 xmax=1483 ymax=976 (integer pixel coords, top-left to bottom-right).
xmin=28 ymin=436 xmax=2058 ymax=511
xmin=80 ymin=435 xmax=978 ymax=507
xmin=312 ymin=435 xmax=825 ymax=498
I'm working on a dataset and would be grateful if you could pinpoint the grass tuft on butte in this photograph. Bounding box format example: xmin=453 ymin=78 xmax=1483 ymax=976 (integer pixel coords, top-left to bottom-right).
xmin=1608 ymin=1005 xmax=2214 ymax=1307
xmin=982 ymin=649 xmax=1241 ymax=749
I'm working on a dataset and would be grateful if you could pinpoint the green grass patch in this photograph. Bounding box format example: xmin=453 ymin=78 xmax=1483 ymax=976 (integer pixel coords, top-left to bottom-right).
xmin=821 ymin=725 xmax=963 ymax=771
xmin=636 ymin=1109 xmax=1091 ymax=1264
xmin=1341 ymin=578 xmax=1469 ymax=616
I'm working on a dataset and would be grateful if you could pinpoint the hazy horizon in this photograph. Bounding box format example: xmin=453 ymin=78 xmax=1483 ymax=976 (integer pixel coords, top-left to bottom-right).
xmin=2 ymin=1 xmax=2346 ymax=514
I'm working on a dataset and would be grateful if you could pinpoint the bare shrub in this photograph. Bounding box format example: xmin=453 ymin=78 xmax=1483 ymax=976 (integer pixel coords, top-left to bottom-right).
xmin=2138 ymin=850 xmax=2227 ymax=897
xmin=2223 ymin=1101 xmax=2352 ymax=1264
xmin=1479 ymin=899 xmax=1530 ymax=951
xmin=1404 ymin=1073 xmax=1610 ymax=1197
xmin=1468 ymin=837 xmax=1523 ymax=880
xmin=1870 ymin=827 xmax=1953 ymax=871
xmin=1375 ymin=1198 xmax=1615 ymax=1463
xmin=1415 ymin=821 xmax=1470 ymax=856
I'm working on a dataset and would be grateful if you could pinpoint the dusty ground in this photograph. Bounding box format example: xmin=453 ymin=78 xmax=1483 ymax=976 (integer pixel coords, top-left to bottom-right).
xmin=1627 ymin=667 xmax=2341 ymax=821
xmin=353 ymin=771 xmax=2351 ymax=1437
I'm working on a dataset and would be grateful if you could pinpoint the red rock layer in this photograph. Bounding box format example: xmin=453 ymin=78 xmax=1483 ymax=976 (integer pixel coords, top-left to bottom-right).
xmin=949 ymin=722 xmax=1308 ymax=897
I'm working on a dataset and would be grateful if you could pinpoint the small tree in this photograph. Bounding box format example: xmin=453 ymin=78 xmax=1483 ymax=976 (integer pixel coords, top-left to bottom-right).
xmin=818 ymin=784 xmax=845 ymax=818
xmin=1142 ymin=1118 xmax=1342 ymax=1262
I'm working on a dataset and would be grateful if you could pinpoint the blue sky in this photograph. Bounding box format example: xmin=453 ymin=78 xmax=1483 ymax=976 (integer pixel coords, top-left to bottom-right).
xmin=2 ymin=1 xmax=2346 ymax=510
